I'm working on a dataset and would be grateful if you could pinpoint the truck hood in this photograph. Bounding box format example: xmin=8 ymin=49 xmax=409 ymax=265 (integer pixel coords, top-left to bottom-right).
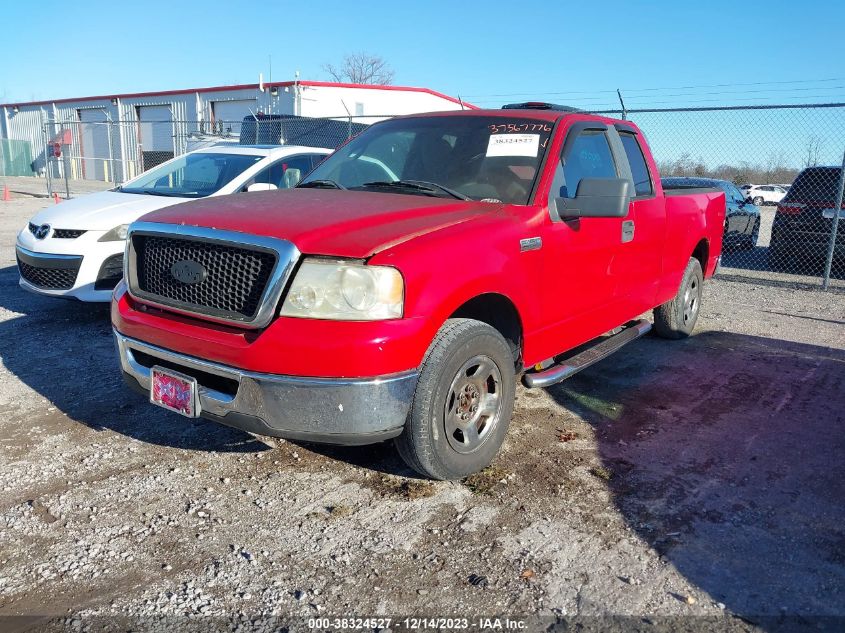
xmin=138 ymin=189 xmax=497 ymax=258
xmin=29 ymin=190 xmax=190 ymax=232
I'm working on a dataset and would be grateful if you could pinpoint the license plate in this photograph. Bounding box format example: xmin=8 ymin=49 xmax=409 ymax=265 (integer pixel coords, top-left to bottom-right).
xmin=821 ymin=208 xmax=845 ymax=219
xmin=150 ymin=366 xmax=199 ymax=418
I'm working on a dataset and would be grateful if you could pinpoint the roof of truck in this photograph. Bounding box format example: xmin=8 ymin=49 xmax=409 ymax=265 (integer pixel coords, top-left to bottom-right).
xmin=386 ymin=108 xmax=632 ymax=131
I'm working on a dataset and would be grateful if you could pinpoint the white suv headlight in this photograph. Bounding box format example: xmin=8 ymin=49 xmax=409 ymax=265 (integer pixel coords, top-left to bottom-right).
xmin=281 ymin=259 xmax=403 ymax=320
xmin=98 ymin=224 xmax=130 ymax=242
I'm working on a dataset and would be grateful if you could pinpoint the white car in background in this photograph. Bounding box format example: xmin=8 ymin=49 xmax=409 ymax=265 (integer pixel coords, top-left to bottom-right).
xmin=740 ymin=183 xmax=788 ymax=206
xmin=16 ymin=144 xmax=330 ymax=302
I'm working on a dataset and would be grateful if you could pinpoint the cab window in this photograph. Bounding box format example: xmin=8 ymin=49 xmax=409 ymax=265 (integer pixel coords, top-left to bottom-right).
xmin=619 ymin=132 xmax=653 ymax=196
xmin=560 ymin=131 xmax=617 ymax=198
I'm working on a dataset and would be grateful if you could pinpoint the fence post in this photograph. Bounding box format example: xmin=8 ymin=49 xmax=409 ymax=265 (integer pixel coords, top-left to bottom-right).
xmin=822 ymin=146 xmax=845 ymax=289
xmin=106 ymin=120 xmax=114 ymax=183
xmin=63 ymin=123 xmax=71 ymax=199
xmin=42 ymin=117 xmax=53 ymax=198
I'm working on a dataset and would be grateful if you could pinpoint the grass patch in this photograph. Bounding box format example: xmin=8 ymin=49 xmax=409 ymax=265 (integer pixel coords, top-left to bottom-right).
xmin=589 ymin=466 xmax=614 ymax=481
xmin=463 ymin=465 xmax=510 ymax=495
xmin=327 ymin=504 xmax=354 ymax=517
xmin=372 ymin=475 xmax=437 ymax=500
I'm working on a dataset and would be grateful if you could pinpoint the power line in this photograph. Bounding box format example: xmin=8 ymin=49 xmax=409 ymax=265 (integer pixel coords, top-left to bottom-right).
xmin=622 ymin=77 xmax=845 ymax=94
xmin=468 ymin=86 xmax=845 ymax=104
xmin=460 ymin=77 xmax=845 ymax=99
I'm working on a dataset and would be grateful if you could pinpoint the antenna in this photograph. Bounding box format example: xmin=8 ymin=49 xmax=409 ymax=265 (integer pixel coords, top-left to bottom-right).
xmin=616 ymin=89 xmax=627 ymax=119
xmin=458 ymin=95 xmax=465 ymax=111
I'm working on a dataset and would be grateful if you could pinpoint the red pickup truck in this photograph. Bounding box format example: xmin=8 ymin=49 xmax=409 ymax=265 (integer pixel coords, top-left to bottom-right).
xmin=112 ymin=104 xmax=725 ymax=480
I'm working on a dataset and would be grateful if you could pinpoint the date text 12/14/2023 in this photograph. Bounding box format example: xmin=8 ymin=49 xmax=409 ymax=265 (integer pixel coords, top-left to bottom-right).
xmin=307 ymin=617 xmax=528 ymax=630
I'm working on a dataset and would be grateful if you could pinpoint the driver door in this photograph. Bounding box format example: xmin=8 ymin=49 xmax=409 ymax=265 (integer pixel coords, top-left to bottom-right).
xmin=536 ymin=122 xmax=629 ymax=357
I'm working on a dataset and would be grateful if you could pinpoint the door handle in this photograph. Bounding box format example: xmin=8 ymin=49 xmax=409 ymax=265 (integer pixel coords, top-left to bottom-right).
xmin=622 ymin=220 xmax=635 ymax=243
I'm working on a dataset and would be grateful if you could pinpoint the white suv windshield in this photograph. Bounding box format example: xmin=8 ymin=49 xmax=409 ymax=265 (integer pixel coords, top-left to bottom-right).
xmin=120 ymin=153 xmax=264 ymax=198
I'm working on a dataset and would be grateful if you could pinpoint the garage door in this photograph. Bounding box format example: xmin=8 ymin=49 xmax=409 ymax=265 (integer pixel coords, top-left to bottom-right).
xmin=212 ymin=99 xmax=256 ymax=139
xmin=212 ymin=99 xmax=257 ymax=129
xmin=78 ymin=108 xmax=110 ymax=181
xmin=137 ymin=105 xmax=174 ymax=171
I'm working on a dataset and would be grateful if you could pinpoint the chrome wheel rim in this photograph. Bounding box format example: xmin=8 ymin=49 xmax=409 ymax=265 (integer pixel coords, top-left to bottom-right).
xmin=444 ymin=355 xmax=503 ymax=454
xmin=683 ymin=276 xmax=700 ymax=325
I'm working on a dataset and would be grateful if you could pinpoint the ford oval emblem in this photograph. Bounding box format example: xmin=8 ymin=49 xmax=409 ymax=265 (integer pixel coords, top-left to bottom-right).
xmin=170 ymin=260 xmax=207 ymax=285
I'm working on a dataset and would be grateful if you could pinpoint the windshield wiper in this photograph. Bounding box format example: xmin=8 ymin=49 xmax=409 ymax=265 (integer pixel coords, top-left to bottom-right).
xmin=297 ymin=179 xmax=347 ymax=190
xmin=122 ymin=189 xmax=182 ymax=197
xmin=362 ymin=180 xmax=471 ymax=201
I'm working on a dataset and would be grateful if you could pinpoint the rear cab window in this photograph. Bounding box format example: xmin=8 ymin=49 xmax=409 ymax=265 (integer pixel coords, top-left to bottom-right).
xmin=619 ymin=133 xmax=653 ymax=196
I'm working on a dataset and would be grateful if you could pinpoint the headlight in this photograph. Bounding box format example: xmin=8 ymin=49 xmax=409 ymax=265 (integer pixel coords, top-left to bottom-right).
xmin=281 ymin=259 xmax=403 ymax=320
xmin=98 ymin=224 xmax=129 ymax=242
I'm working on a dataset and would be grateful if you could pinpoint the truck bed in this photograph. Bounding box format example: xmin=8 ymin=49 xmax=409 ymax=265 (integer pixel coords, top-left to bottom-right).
xmin=662 ymin=184 xmax=723 ymax=197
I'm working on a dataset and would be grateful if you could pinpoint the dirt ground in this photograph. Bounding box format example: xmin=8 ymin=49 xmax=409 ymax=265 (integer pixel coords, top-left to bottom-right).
xmin=1 ymin=195 xmax=843 ymax=632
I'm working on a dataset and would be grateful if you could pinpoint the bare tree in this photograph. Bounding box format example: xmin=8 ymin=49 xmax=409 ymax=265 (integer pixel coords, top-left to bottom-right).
xmin=805 ymin=135 xmax=822 ymax=168
xmin=323 ymin=52 xmax=395 ymax=85
xmin=658 ymin=155 xmax=800 ymax=186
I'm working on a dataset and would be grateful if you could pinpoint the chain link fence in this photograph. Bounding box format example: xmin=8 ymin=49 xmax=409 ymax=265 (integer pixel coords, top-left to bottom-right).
xmin=23 ymin=103 xmax=845 ymax=289
xmin=601 ymin=103 xmax=845 ymax=290
xmin=38 ymin=115 xmax=379 ymax=198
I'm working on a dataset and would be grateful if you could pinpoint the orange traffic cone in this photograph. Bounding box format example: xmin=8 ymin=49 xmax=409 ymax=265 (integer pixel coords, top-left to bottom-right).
xmin=2 ymin=185 xmax=9 ymax=201
xmin=53 ymin=193 xmax=60 ymax=204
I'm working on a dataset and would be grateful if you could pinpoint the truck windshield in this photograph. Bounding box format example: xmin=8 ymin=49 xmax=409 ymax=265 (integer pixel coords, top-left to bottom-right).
xmin=299 ymin=115 xmax=554 ymax=204
xmin=119 ymin=152 xmax=264 ymax=198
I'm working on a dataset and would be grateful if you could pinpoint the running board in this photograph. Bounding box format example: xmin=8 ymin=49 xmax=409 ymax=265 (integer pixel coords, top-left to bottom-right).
xmin=522 ymin=319 xmax=652 ymax=389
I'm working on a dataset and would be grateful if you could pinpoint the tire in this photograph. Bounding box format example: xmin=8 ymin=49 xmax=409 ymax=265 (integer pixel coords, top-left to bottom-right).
xmin=742 ymin=219 xmax=760 ymax=250
xmin=753 ymin=196 xmax=764 ymax=206
xmin=653 ymin=258 xmax=703 ymax=339
xmin=395 ymin=318 xmax=516 ymax=480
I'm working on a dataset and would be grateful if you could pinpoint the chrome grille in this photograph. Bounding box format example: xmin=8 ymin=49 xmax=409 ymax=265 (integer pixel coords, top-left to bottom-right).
xmin=131 ymin=233 xmax=279 ymax=322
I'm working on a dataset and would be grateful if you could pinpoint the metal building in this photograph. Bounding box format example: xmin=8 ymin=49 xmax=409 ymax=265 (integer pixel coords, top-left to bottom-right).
xmin=0 ymin=80 xmax=471 ymax=182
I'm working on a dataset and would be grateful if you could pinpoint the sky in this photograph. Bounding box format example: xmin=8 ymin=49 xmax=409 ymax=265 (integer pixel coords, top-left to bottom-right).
xmin=2 ymin=0 xmax=844 ymax=166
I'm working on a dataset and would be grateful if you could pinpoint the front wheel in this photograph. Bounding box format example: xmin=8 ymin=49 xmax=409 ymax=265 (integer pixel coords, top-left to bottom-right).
xmin=395 ymin=319 xmax=516 ymax=480
xmin=653 ymin=258 xmax=703 ymax=339
xmin=753 ymin=196 xmax=764 ymax=206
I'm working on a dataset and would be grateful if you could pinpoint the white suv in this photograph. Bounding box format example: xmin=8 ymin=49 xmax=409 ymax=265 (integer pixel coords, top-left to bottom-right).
xmin=740 ymin=184 xmax=788 ymax=206
xmin=16 ymin=144 xmax=330 ymax=302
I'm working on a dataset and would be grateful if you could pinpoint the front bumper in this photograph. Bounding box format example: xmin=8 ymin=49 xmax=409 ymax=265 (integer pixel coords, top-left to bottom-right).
xmin=15 ymin=233 xmax=124 ymax=302
xmin=114 ymin=329 xmax=418 ymax=445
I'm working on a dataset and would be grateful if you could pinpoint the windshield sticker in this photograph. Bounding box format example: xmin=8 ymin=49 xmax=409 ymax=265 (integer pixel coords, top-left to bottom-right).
xmin=486 ymin=133 xmax=540 ymax=157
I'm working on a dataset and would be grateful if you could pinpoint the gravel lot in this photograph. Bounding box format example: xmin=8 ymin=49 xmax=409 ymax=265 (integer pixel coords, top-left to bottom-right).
xmin=1 ymin=194 xmax=844 ymax=632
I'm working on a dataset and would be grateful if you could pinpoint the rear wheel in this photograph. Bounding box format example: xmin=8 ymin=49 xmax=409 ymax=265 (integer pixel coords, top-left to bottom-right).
xmin=753 ymin=196 xmax=764 ymax=206
xmin=742 ymin=218 xmax=760 ymax=250
xmin=653 ymin=258 xmax=703 ymax=339
xmin=395 ymin=319 xmax=516 ymax=480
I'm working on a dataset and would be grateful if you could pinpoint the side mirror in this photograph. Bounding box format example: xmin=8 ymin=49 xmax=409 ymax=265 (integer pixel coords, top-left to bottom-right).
xmin=246 ymin=183 xmax=278 ymax=193
xmin=555 ymin=178 xmax=631 ymax=219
